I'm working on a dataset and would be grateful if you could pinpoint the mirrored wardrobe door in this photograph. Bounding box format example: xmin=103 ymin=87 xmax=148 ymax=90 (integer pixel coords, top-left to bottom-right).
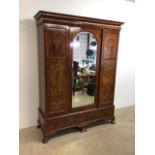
xmin=69 ymin=28 xmax=101 ymax=109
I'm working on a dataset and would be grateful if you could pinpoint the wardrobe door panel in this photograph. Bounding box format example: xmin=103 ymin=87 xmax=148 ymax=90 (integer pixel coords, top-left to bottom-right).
xmin=45 ymin=25 xmax=69 ymax=59
xmin=102 ymin=29 xmax=119 ymax=59
xmin=47 ymin=59 xmax=67 ymax=114
xmin=99 ymin=60 xmax=116 ymax=106
xmin=45 ymin=24 xmax=69 ymax=115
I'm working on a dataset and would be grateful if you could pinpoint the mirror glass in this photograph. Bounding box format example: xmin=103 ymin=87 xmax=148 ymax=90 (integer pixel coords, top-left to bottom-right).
xmin=71 ymin=32 xmax=97 ymax=108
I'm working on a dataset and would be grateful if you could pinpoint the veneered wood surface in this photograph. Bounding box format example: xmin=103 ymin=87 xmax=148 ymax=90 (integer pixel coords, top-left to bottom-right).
xmin=46 ymin=60 xmax=67 ymax=114
xmin=45 ymin=25 xmax=69 ymax=59
xmin=47 ymin=106 xmax=114 ymax=133
xmin=37 ymin=25 xmax=46 ymax=113
xmin=45 ymin=25 xmax=69 ymax=115
xmin=99 ymin=60 xmax=116 ymax=106
xmin=102 ymin=29 xmax=119 ymax=59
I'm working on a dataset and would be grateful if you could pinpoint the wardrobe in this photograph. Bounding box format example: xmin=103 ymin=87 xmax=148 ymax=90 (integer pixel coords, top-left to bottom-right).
xmin=34 ymin=11 xmax=123 ymax=143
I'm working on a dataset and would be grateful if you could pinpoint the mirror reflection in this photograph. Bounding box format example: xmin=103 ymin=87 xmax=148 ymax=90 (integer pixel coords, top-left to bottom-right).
xmin=72 ymin=32 xmax=97 ymax=108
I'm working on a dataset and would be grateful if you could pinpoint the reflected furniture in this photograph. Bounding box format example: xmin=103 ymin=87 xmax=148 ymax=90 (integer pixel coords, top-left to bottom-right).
xmin=34 ymin=11 xmax=123 ymax=143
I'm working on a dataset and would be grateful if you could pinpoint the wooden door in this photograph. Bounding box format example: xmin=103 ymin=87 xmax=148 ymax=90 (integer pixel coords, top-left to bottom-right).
xmin=44 ymin=24 xmax=70 ymax=115
xmin=99 ymin=29 xmax=119 ymax=106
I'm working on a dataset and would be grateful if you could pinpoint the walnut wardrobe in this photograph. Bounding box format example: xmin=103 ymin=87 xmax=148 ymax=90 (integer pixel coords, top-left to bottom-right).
xmin=34 ymin=11 xmax=123 ymax=143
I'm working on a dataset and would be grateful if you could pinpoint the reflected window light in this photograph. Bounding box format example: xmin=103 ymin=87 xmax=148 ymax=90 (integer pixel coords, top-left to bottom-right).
xmin=90 ymin=45 xmax=97 ymax=51
xmin=70 ymin=40 xmax=80 ymax=48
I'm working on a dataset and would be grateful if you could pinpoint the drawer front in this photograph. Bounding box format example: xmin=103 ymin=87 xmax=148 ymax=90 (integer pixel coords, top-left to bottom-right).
xmin=47 ymin=107 xmax=114 ymax=132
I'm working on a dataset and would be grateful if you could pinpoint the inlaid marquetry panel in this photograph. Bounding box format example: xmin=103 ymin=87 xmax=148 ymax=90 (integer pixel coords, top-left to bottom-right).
xmin=99 ymin=60 xmax=116 ymax=105
xmin=102 ymin=30 xmax=119 ymax=59
xmin=45 ymin=27 xmax=68 ymax=58
xmin=47 ymin=60 xmax=67 ymax=114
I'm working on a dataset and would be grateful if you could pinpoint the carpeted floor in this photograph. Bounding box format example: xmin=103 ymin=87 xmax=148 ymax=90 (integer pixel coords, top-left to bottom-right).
xmin=19 ymin=106 xmax=135 ymax=155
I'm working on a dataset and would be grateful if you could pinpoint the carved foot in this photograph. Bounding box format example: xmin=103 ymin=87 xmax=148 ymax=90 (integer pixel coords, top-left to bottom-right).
xmin=42 ymin=136 xmax=48 ymax=144
xmin=37 ymin=124 xmax=41 ymax=128
xmin=79 ymin=126 xmax=87 ymax=133
xmin=37 ymin=120 xmax=41 ymax=128
xmin=111 ymin=119 xmax=116 ymax=124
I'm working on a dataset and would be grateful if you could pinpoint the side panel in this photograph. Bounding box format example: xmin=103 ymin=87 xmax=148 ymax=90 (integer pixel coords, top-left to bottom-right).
xmin=37 ymin=24 xmax=46 ymax=113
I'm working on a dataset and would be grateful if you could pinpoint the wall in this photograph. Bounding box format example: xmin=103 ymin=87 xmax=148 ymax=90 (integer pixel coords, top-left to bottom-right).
xmin=19 ymin=0 xmax=135 ymax=129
